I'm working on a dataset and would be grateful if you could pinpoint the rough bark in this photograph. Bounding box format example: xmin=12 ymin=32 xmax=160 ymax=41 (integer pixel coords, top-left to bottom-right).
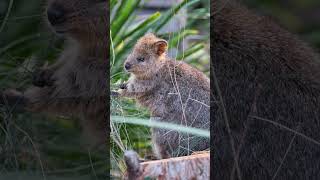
xmin=124 ymin=151 xmax=210 ymax=180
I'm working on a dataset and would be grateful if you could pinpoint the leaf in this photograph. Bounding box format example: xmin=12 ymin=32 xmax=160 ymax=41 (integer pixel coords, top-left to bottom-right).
xmin=177 ymin=43 xmax=205 ymax=60
xmin=153 ymin=0 xmax=200 ymax=32
xmin=111 ymin=0 xmax=141 ymax=39
xmin=111 ymin=116 xmax=210 ymax=138
xmin=113 ymin=12 xmax=161 ymax=47
xmin=167 ymin=29 xmax=198 ymax=48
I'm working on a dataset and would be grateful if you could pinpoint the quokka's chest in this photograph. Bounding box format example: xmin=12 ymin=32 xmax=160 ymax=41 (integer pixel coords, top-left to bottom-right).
xmin=54 ymin=61 xmax=107 ymax=97
xmin=135 ymin=85 xmax=181 ymax=114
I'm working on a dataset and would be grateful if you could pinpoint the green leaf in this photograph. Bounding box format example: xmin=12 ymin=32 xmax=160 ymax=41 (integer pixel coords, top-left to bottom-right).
xmin=114 ymin=12 xmax=161 ymax=47
xmin=153 ymin=0 xmax=200 ymax=32
xmin=177 ymin=43 xmax=205 ymax=60
xmin=168 ymin=29 xmax=198 ymax=48
xmin=110 ymin=0 xmax=118 ymax=10
xmin=111 ymin=0 xmax=141 ymax=39
xmin=111 ymin=116 xmax=210 ymax=138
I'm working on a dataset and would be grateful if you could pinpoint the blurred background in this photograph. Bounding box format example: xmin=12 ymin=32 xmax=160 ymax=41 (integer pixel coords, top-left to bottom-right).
xmin=244 ymin=0 xmax=320 ymax=49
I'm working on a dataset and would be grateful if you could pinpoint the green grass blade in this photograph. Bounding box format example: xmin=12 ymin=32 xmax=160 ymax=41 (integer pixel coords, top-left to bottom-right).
xmin=168 ymin=29 xmax=198 ymax=48
xmin=110 ymin=0 xmax=118 ymax=10
xmin=111 ymin=116 xmax=210 ymax=138
xmin=177 ymin=43 xmax=205 ymax=60
xmin=122 ymin=12 xmax=161 ymax=43
xmin=113 ymin=12 xmax=161 ymax=48
xmin=111 ymin=0 xmax=141 ymax=39
xmin=153 ymin=0 xmax=200 ymax=32
xmin=0 ymin=34 xmax=41 ymax=56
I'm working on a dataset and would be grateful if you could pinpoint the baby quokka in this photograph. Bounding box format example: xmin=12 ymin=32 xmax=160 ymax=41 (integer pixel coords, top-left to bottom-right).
xmin=118 ymin=33 xmax=210 ymax=159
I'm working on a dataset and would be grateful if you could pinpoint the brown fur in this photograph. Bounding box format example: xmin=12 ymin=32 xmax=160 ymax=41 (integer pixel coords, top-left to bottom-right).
xmin=1 ymin=0 xmax=108 ymax=148
xmin=212 ymin=1 xmax=320 ymax=179
xmin=118 ymin=33 xmax=210 ymax=159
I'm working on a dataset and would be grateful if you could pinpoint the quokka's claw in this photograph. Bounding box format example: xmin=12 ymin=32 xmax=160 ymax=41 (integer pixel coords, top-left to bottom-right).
xmin=119 ymin=83 xmax=128 ymax=89
xmin=0 ymin=89 xmax=28 ymax=112
xmin=111 ymin=91 xmax=120 ymax=97
xmin=32 ymin=69 xmax=55 ymax=87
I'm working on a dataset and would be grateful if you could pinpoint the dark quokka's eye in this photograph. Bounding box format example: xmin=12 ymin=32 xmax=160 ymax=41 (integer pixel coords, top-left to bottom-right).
xmin=137 ymin=57 xmax=145 ymax=62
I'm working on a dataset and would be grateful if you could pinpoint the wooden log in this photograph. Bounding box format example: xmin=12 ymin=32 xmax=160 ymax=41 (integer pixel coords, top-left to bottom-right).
xmin=124 ymin=151 xmax=210 ymax=180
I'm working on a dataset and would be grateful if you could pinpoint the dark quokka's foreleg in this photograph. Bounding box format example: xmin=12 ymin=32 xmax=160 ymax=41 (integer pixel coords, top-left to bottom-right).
xmin=32 ymin=60 xmax=63 ymax=87
xmin=0 ymin=87 xmax=61 ymax=115
xmin=0 ymin=86 xmax=103 ymax=117
xmin=0 ymin=89 xmax=29 ymax=113
xmin=1 ymin=67 xmax=60 ymax=113
xmin=3 ymin=67 xmax=84 ymax=114
xmin=0 ymin=87 xmax=108 ymax=150
xmin=0 ymin=63 xmax=57 ymax=111
xmin=32 ymin=68 xmax=55 ymax=87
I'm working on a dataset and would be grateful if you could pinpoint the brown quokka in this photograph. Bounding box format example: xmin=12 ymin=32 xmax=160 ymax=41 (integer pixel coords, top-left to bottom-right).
xmin=0 ymin=0 xmax=108 ymax=148
xmin=212 ymin=1 xmax=320 ymax=179
xmin=117 ymin=33 xmax=210 ymax=159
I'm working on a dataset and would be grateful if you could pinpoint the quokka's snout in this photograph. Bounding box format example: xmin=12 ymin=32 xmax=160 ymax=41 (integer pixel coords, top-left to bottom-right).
xmin=47 ymin=3 xmax=66 ymax=27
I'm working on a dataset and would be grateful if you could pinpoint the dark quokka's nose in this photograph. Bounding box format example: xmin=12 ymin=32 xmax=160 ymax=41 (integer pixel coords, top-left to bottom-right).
xmin=125 ymin=63 xmax=131 ymax=70
xmin=47 ymin=4 xmax=66 ymax=25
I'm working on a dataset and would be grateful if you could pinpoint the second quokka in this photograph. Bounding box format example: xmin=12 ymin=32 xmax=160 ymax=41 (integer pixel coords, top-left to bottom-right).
xmin=117 ymin=33 xmax=210 ymax=159
xmin=0 ymin=0 xmax=108 ymax=149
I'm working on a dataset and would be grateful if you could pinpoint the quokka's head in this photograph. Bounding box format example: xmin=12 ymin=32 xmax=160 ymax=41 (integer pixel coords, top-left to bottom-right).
xmin=124 ymin=33 xmax=168 ymax=77
xmin=46 ymin=0 xmax=107 ymax=41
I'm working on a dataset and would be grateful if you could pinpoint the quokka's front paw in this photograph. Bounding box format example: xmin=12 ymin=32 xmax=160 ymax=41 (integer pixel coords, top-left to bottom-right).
xmin=32 ymin=69 xmax=55 ymax=87
xmin=111 ymin=91 xmax=120 ymax=97
xmin=0 ymin=89 xmax=28 ymax=111
xmin=119 ymin=83 xmax=128 ymax=89
xmin=116 ymin=88 xmax=126 ymax=96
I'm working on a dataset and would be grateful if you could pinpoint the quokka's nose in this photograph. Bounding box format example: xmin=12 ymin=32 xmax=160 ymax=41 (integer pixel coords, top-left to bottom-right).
xmin=125 ymin=63 xmax=131 ymax=70
xmin=47 ymin=4 xmax=66 ymax=25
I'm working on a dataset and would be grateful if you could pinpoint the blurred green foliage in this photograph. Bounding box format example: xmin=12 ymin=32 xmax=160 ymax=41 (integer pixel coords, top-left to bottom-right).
xmin=245 ymin=0 xmax=320 ymax=48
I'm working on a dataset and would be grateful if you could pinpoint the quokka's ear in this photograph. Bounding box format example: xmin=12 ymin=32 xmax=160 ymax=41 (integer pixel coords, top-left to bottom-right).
xmin=153 ymin=40 xmax=168 ymax=56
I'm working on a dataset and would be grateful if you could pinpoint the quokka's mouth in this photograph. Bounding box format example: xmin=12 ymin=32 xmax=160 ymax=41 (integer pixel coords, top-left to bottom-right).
xmin=47 ymin=21 xmax=72 ymax=35
xmin=125 ymin=69 xmax=137 ymax=74
xmin=125 ymin=69 xmax=132 ymax=73
xmin=50 ymin=25 xmax=68 ymax=35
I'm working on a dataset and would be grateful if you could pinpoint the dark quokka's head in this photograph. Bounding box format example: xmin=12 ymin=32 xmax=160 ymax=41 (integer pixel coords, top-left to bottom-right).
xmin=124 ymin=33 xmax=168 ymax=78
xmin=46 ymin=0 xmax=107 ymax=42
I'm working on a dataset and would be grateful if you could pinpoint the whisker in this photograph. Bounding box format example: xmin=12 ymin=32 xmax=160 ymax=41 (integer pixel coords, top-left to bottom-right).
xmin=271 ymin=126 xmax=300 ymax=180
xmin=250 ymin=116 xmax=320 ymax=146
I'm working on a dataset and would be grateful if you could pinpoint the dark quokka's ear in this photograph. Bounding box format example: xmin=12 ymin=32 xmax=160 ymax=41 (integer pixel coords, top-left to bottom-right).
xmin=153 ymin=40 xmax=168 ymax=56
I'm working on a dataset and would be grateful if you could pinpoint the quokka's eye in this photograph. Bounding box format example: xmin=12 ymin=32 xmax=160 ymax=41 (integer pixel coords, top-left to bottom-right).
xmin=137 ymin=57 xmax=145 ymax=62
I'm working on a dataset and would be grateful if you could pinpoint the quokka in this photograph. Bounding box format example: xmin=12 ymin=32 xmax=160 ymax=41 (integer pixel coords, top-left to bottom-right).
xmin=212 ymin=1 xmax=320 ymax=179
xmin=117 ymin=33 xmax=210 ymax=159
xmin=1 ymin=0 xmax=108 ymax=148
